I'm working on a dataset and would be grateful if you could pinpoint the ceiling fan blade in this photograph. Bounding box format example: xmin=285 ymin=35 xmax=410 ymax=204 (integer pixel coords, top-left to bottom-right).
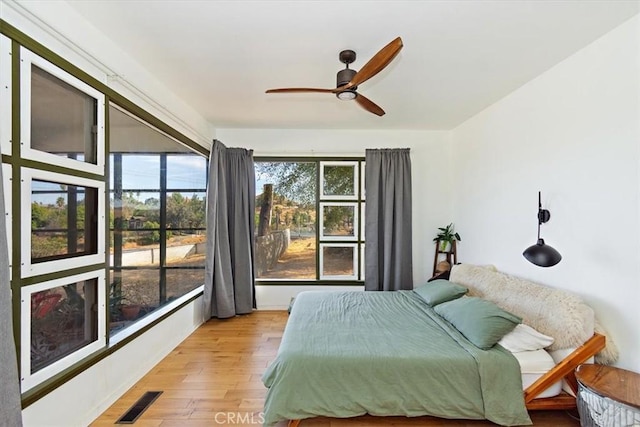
xmin=266 ymin=88 xmax=334 ymax=94
xmin=355 ymin=93 xmax=385 ymax=116
xmin=333 ymin=37 xmax=403 ymax=93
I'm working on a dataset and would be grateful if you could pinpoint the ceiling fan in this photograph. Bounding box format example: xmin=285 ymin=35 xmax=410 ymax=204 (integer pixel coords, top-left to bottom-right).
xmin=265 ymin=37 xmax=403 ymax=116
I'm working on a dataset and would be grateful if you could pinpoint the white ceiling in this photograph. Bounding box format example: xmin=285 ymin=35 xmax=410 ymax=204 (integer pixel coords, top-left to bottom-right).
xmin=66 ymin=0 xmax=639 ymax=130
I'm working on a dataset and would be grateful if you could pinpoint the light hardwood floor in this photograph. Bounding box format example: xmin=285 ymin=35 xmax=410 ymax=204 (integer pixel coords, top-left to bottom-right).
xmin=91 ymin=311 xmax=579 ymax=427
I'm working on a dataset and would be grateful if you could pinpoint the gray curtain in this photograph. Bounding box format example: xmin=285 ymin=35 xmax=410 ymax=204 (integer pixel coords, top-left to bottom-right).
xmin=364 ymin=148 xmax=413 ymax=291
xmin=0 ymin=166 xmax=22 ymax=426
xmin=203 ymin=140 xmax=256 ymax=319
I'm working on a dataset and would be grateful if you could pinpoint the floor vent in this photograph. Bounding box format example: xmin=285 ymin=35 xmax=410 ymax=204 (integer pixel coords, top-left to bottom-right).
xmin=116 ymin=391 xmax=163 ymax=424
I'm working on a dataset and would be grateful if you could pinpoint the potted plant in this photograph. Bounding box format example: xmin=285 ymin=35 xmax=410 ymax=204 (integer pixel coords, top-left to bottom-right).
xmin=120 ymin=303 xmax=141 ymax=321
xmin=433 ymin=223 xmax=461 ymax=252
xmin=109 ymin=281 xmax=141 ymax=321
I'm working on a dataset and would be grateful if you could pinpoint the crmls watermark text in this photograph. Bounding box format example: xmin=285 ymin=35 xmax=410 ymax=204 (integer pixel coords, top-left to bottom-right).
xmin=213 ymin=412 xmax=265 ymax=425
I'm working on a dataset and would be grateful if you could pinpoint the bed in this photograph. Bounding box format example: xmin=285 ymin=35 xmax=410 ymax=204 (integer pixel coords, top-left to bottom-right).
xmin=262 ymin=264 xmax=612 ymax=427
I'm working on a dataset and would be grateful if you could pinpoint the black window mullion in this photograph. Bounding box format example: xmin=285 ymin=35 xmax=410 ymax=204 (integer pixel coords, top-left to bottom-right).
xmin=67 ymin=184 xmax=78 ymax=254
xmin=112 ymin=154 xmax=123 ymax=300
xmin=159 ymin=155 xmax=167 ymax=305
xmin=315 ymin=159 xmax=321 ymax=280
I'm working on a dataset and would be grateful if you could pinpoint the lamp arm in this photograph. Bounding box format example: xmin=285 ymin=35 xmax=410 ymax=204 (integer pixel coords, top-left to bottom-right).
xmin=537 ymin=191 xmax=542 ymax=240
xmin=538 ymin=191 xmax=542 ymax=210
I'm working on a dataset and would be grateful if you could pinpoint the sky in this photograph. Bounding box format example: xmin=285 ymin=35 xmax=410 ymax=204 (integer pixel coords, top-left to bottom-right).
xmin=32 ymin=154 xmax=207 ymax=206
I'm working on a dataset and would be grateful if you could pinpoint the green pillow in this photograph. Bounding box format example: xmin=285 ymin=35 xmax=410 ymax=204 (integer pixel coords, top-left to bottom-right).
xmin=434 ymin=296 xmax=522 ymax=349
xmin=413 ymin=280 xmax=467 ymax=306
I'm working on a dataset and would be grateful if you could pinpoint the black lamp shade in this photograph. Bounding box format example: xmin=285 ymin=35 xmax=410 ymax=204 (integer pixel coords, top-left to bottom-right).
xmin=523 ymin=238 xmax=562 ymax=267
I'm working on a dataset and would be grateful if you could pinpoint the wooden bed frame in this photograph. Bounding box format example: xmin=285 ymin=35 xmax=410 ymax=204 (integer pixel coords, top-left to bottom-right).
xmin=285 ymin=333 xmax=606 ymax=427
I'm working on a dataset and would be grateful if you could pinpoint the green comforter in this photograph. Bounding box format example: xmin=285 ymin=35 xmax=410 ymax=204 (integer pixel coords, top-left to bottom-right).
xmin=262 ymin=290 xmax=532 ymax=426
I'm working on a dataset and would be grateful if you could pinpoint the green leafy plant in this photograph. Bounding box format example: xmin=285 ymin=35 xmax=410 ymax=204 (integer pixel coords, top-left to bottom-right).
xmin=109 ymin=281 xmax=125 ymax=317
xmin=433 ymin=223 xmax=461 ymax=251
xmin=109 ymin=281 xmax=143 ymax=322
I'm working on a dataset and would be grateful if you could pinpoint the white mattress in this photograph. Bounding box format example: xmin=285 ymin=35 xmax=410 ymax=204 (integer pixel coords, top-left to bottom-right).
xmin=512 ymin=349 xmax=562 ymax=399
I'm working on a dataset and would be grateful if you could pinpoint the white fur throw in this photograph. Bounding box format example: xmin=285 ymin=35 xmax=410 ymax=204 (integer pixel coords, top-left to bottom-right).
xmin=449 ymin=264 xmax=617 ymax=364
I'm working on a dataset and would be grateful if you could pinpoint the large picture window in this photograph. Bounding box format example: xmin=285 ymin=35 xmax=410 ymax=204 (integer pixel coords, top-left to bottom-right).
xmin=108 ymin=105 xmax=206 ymax=336
xmin=255 ymin=159 xmax=364 ymax=282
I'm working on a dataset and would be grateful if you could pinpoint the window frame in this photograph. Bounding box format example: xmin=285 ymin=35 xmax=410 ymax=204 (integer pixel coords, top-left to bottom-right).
xmin=360 ymin=243 xmax=365 ymax=281
xmin=21 ymin=167 xmax=105 ymax=278
xmin=319 ymin=201 xmax=358 ymax=241
xmin=20 ymin=47 xmax=105 ymax=176
xmin=254 ymin=157 xmax=365 ymax=285
xmin=20 ymin=270 xmax=106 ymax=392
xmin=2 ymin=164 xmax=11 ymax=281
xmin=319 ymin=242 xmax=359 ymax=280
xmin=319 ymin=160 xmax=359 ymax=200
xmin=0 ymin=34 xmax=11 ymax=156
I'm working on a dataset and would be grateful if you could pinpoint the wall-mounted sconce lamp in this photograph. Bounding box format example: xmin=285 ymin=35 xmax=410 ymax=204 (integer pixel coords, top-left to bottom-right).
xmin=523 ymin=191 xmax=562 ymax=267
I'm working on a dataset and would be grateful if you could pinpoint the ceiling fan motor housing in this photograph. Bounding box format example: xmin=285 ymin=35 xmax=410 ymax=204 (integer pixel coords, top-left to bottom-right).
xmin=336 ymin=68 xmax=357 ymax=100
xmin=337 ymin=68 xmax=357 ymax=88
xmin=337 ymin=49 xmax=357 ymax=88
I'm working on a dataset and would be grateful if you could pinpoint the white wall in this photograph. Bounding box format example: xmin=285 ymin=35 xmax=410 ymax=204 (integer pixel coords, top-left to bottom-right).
xmin=451 ymin=16 xmax=640 ymax=371
xmin=217 ymin=128 xmax=453 ymax=308
xmin=22 ymin=295 xmax=204 ymax=427
xmin=0 ymin=0 xmax=214 ymax=146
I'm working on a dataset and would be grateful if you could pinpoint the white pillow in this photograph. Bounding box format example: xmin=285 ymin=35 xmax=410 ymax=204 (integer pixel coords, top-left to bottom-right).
xmin=498 ymin=324 xmax=554 ymax=352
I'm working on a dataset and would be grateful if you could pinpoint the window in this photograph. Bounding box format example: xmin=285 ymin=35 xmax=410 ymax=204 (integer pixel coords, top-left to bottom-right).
xmin=20 ymin=48 xmax=105 ymax=175
xmin=1 ymin=35 xmax=12 ymax=276
xmin=21 ymin=168 xmax=104 ymax=278
xmin=320 ymin=161 xmax=358 ymax=200
xmin=318 ymin=160 xmax=361 ymax=280
xmin=1 ymin=34 xmax=207 ymax=399
xmin=12 ymin=49 xmax=107 ymax=392
xmin=0 ymin=35 xmax=11 ymax=157
xmin=108 ymin=105 xmax=206 ymax=336
xmin=30 ymin=179 xmax=98 ymax=262
xmin=319 ymin=243 xmax=358 ymax=280
xmin=21 ymin=271 xmax=105 ymax=391
xmin=255 ymin=159 xmax=364 ymax=282
xmin=319 ymin=202 xmax=358 ymax=241
xmin=31 ymin=65 xmax=98 ymax=164
xmin=2 ymin=164 xmax=11 ymax=279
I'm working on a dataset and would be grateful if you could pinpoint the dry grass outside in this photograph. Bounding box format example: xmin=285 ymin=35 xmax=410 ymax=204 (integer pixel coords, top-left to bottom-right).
xmin=115 ymin=255 xmax=205 ymax=307
xmin=110 ymin=254 xmax=205 ymax=334
xmin=119 ymin=233 xmax=206 ymax=251
xmin=258 ymin=237 xmax=356 ymax=279
xmin=259 ymin=237 xmax=316 ymax=279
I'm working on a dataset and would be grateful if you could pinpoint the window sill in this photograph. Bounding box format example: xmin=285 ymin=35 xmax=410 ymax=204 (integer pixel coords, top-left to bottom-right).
xmin=256 ymin=280 xmax=364 ymax=286
xmin=21 ymin=286 xmax=204 ymax=408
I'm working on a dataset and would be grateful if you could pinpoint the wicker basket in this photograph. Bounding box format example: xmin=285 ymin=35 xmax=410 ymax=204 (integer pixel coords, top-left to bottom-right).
xmin=577 ymin=383 xmax=640 ymax=427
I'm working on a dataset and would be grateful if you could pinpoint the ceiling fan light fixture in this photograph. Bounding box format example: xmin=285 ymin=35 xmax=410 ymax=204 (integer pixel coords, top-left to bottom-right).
xmin=337 ymin=90 xmax=357 ymax=101
xmin=264 ymin=36 xmax=403 ymax=116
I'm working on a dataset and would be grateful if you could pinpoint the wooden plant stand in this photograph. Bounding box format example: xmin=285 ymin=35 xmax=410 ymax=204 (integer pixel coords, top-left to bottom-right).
xmin=432 ymin=239 xmax=457 ymax=275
